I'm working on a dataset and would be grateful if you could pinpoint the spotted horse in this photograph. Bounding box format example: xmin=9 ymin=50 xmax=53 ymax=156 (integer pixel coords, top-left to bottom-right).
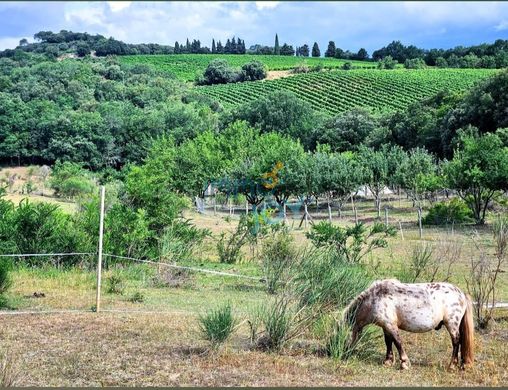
xmin=343 ymin=279 xmax=474 ymax=370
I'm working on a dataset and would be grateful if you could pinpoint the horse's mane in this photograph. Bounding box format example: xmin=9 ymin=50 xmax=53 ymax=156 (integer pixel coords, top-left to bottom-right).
xmin=342 ymin=279 xmax=399 ymax=324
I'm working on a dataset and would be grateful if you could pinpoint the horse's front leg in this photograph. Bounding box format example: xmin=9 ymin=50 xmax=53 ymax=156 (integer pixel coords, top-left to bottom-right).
xmin=383 ymin=330 xmax=395 ymax=366
xmin=388 ymin=326 xmax=410 ymax=370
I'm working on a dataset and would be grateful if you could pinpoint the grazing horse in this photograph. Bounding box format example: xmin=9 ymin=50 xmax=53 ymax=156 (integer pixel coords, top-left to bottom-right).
xmin=343 ymin=279 xmax=474 ymax=370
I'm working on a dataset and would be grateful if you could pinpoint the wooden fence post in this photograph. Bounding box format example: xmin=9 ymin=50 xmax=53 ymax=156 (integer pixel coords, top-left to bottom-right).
xmin=384 ymin=207 xmax=389 ymax=227
xmin=418 ymin=208 xmax=423 ymax=239
xmin=96 ymin=185 xmax=105 ymax=313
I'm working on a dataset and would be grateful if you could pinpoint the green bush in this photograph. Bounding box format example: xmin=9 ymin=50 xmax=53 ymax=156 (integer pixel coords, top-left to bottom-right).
xmin=422 ymin=198 xmax=473 ymax=225
xmin=106 ymin=274 xmax=125 ymax=295
xmin=129 ymin=291 xmax=144 ymax=303
xmin=306 ymin=221 xmax=395 ymax=264
xmin=240 ymin=60 xmax=267 ymax=81
xmin=49 ymin=161 xmax=95 ymax=199
xmin=261 ymin=229 xmax=295 ymax=294
xmin=199 ymin=303 xmax=237 ymax=347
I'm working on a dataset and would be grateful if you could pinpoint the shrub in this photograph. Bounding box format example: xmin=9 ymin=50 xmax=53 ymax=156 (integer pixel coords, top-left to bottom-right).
xmin=291 ymin=63 xmax=310 ymax=74
xmin=404 ymin=58 xmax=426 ymax=69
xmin=158 ymin=219 xmax=210 ymax=262
xmin=199 ymin=303 xmax=237 ymax=347
xmin=377 ymin=55 xmax=397 ymax=69
xmin=106 ymin=274 xmax=125 ymax=295
xmin=129 ymin=291 xmax=144 ymax=303
xmin=49 ymin=161 xmax=95 ymax=199
xmin=198 ymin=59 xmax=240 ymax=85
xmin=240 ymin=60 xmax=267 ymax=81
xmin=261 ymin=229 xmax=295 ymax=294
xmin=422 ymin=198 xmax=473 ymax=225
xmin=342 ymin=62 xmax=352 ymax=70
xmin=306 ymin=221 xmax=396 ymax=264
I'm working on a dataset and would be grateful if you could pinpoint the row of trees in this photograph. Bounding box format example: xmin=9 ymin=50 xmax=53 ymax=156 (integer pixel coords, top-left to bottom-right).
xmin=373 ymin=40 xmax=508 ymax=68
xmin=136 ymin=121 xmax=508 ymax=225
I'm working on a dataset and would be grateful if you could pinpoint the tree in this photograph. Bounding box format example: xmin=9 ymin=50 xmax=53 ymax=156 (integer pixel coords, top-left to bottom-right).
xmin=280 ymin=43 xmax=295 ymax=56
xmin=211 ymin=39 xmax=216 ymax=54
xmin=356 ymin=48 xmax=368 ymax=60
xmin=444 ymin=133 xmax=508 ymax=225
xmin=199 ymin=59 xmax=239 ymax=85
xmin=357 ymin=146 xmax=390 ymax=218
xmin=76 ymin=41 xmax=90 ymax=57
xmin=325 ymin=41 xmax=336 ymax=57
xmin=19 ymin=38 xmax=28 ymax=47
xmin=174 ymin=41 xmax=180 ymax=54
xmin=299 ymin=44 xmax=310 ymax=57
xmin=228 ymin=91 xmax=318 ymax=148
xmin=274 ymin=34 xmax=280 ymax=55
xmin=312 ymin=109 xmax=377 ymax=152
xmin=314 ymin=147 xmax=364 ymax=221
xmin=312 ymin=42 xmax=320 ymax=57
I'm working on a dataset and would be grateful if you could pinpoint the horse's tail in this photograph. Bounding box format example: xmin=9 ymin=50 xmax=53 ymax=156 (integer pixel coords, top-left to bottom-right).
xmin=459 ymin=294 xmax=474 ymax=367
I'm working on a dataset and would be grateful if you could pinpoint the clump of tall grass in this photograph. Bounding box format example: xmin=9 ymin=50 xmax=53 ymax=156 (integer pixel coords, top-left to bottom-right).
xmin=106 ymin=274 xmax=125 ymax=295
xmin=325 ymin=320 xmax=379 ymax=361
xmin=261 ymin=229 xmax=295 ymax=294
xmin=0 ymin=260 xmax=12 ymax=309
xmin=199 ymin=303 xmax=237 ymax=348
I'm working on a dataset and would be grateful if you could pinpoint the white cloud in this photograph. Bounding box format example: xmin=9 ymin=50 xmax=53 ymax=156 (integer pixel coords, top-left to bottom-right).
xmin=255 ymin=1 xmax=280 ymax=10
xmin=108 ymin=1 xmax=131 ymax=12
xmin=495 ymin=20 xmax=508 ymax=31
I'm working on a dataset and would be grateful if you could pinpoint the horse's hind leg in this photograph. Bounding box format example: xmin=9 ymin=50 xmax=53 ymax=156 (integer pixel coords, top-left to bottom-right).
xmin=445 ymin=322 xmax=460 ymax=370
xmin=383 ymin=331 xmax=395 ymax=366
xmin=388 ymin=326 xmax=410 ymax=370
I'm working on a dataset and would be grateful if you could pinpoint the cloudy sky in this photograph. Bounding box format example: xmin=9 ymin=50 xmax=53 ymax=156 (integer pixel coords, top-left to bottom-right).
xmin=1 ymin=1 xmax=507 ymax=52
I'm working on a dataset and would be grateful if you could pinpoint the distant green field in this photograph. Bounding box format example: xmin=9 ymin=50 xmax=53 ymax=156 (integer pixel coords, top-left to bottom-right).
xmin=195 ymin=68 xmax=498 ymax=116
xmin=119 ymin=54 xmax=376 ymax=81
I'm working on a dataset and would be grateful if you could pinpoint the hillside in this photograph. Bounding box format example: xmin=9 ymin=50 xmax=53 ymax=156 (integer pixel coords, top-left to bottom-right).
xmin=118 ymin=54 xmax=376 ymax=81
xmin=195 ymin=68 xmax=498 ymax=115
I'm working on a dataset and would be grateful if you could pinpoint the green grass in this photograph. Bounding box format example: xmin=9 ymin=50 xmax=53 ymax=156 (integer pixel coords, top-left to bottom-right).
xmin=195 ymin=68 xmax=498 ymax=115
xmin=119 ymin=54 xmax=376 ymax=81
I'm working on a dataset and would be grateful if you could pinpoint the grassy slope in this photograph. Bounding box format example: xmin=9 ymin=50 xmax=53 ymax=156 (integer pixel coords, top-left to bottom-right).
xmin=118 ymin=54 xmax=377 ymax=81
xmin=196 ymin=68 xmax=498 ymax=115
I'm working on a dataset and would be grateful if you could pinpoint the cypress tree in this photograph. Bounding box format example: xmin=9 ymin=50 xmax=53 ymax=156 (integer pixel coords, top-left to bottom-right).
xmin=325 ymin=41 xmax=336 ymax=57
xmin=312 ymin=42 xmax=320 ymax=57
xmin=217 ymin=40 xmax=223 ymax=54
xmin=174 ymin=41 xmax=180 ymax=54
xmin=212 ymin=38 xmax=216 ymax=53
xmin=274 ymin=33 xmax=280 ymax=55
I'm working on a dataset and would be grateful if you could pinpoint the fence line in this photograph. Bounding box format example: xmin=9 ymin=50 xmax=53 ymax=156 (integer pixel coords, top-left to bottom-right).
xmin=103 ymin=253 xmax=264 ymax=282
xmin=0 ymin=252 xmax=94 ymax=258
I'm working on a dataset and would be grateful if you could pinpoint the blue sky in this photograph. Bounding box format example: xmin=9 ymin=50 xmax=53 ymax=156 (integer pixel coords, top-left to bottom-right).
xmin=1 ymin=1 xmax=507 ymax=53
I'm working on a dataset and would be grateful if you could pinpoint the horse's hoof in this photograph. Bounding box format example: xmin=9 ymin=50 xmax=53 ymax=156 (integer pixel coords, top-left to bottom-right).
xmin=383 ymin=359 xmax=394 ymax=367
xmin=400 ymin=361 xmax=410 ymax=370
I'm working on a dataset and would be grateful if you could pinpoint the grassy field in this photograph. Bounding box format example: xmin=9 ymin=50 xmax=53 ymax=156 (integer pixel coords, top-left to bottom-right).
xmin=1 ymin=192 xmax=507 ymax=386
xmin=195 ymin=68 xmax=498 ymax=115
xmin=118 ymin=54 xmax=377 ymax=81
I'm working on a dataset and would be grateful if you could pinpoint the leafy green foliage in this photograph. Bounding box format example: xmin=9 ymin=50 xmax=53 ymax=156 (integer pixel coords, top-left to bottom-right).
xmin=106 ymin=274 xmax=125 ymax=295
xmin=306 ymin=221 xmax=396 ymax=265
xmin=444 ymin=132 xmax=508 ymax=224
xmin=49 ymin=161 xmax=95 ymax=199
xmin=422 ymin=198 xmax=474 ymax=225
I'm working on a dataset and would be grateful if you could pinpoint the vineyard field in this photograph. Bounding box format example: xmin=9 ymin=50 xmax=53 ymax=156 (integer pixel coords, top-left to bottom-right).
xmin=195 ymin=68 xmax=498 ymax=115
xmin=119 ymin=54 xmax=376 ymax=81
